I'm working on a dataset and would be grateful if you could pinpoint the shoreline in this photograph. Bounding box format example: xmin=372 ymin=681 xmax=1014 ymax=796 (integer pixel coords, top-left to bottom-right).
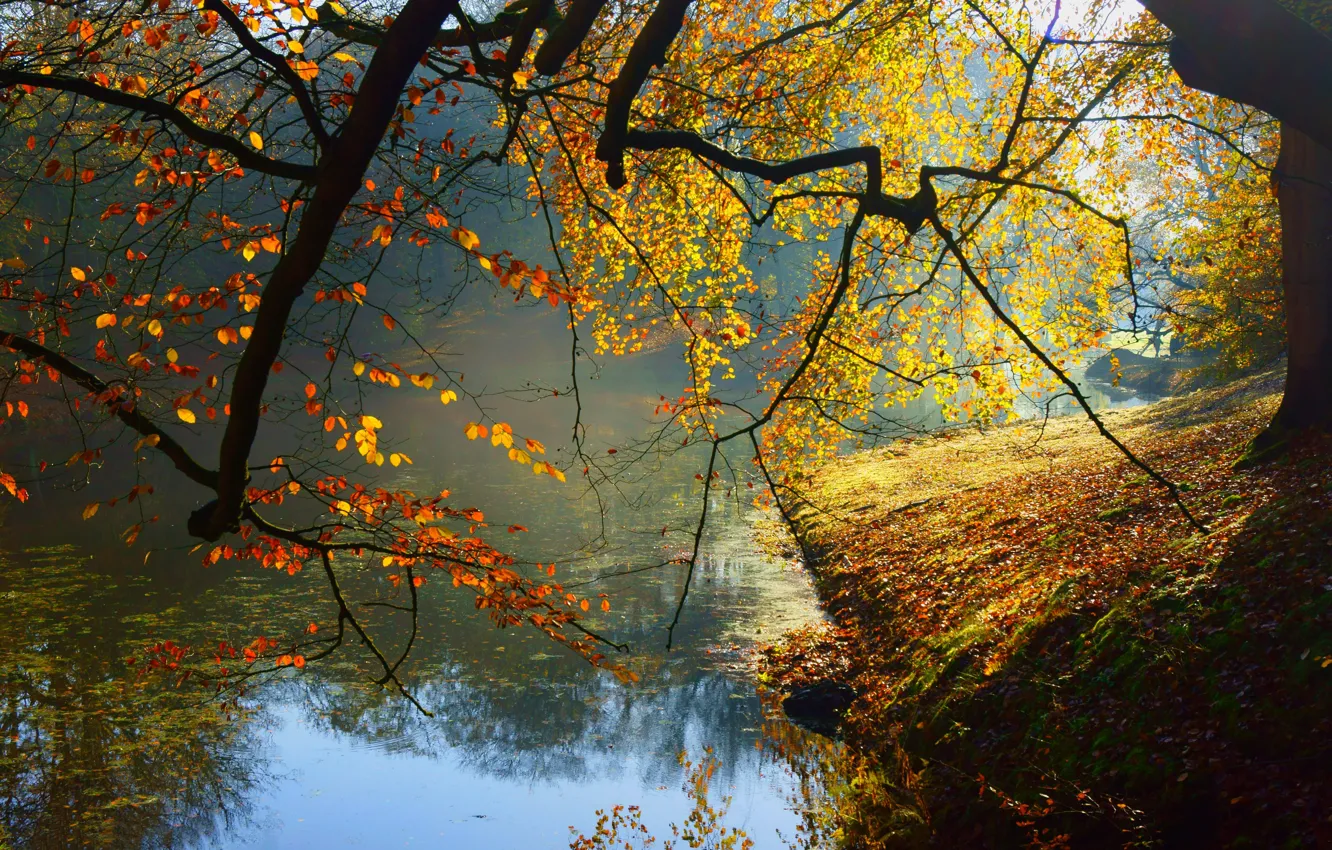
xmin=762 ymin=370 xmax=1332 ymax=847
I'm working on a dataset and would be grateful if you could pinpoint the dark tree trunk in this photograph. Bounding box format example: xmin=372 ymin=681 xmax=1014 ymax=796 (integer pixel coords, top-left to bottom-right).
xmin=1141 ymin=1 xmax=1332 ymax=457
xmin=1266 ymin=125 xmax=1332 ymax=437
xmin=1141 ymin=0 xmax=1332 ymax=151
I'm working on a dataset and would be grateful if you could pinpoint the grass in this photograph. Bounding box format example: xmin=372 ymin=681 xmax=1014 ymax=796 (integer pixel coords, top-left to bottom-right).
xmin=763 ymin=370 xmax=1332 ymax=848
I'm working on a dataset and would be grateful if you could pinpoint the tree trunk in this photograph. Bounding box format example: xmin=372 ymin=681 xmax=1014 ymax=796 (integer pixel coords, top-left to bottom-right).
xmin=1258 ymin=124 xmax=1332 ymax=448
xmin=1141 ymin=0 xmax=1332 ymax=152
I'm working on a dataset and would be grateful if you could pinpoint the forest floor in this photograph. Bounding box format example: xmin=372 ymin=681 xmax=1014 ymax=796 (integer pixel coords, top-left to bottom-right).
xmin=762 ymin=370 xmax=1332 ymax=849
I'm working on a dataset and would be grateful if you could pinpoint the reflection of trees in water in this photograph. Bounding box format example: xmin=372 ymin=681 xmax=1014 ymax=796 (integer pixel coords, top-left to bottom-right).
xmin=0 ymin=546 xmax=273 ymax=849
xmin=293 ymin=665 xmax=767 ymax=788
xmin=279 ymin=532 xmax=803 ymax=789
xmin=0 ymin=488 xmax=817 ymax=847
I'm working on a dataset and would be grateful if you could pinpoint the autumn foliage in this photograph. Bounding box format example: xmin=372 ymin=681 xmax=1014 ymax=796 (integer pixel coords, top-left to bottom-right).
xmin=0 ymin=0 xmax=1313 ymax=697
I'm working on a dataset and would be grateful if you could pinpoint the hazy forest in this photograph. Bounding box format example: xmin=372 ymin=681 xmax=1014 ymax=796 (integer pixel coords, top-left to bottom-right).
xmin=0 ymin=0 xmax=1328 ymax=846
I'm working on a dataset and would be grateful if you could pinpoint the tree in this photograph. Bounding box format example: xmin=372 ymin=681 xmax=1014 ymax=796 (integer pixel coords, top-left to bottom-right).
xmin=0 ymin=0 xmax=1293 ymax=688
xmin=1141 ymin=0 xmax=1332 ymax=446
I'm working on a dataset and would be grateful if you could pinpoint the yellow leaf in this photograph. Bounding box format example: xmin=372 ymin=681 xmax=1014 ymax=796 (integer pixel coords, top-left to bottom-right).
xmin=352 ymin=361 xmax=366 ymax=377
xmin=242 ymin=242 xmax=257 ymax=262
xmin=176 ymin=408 xmax=197 ymax=424
xmin=82 ymin=502 xmax=99 ymax=520
xmin=147 ymin=319 xmax=163 ymax=338
xmin=70 ymin=266 xmax=86 ymax=281
xmin=248 ymin=131 xmax=263 ymax=150
xmin=328 ymin=1 xmax=347 ymax=13
xmin=133 ymin=434 xmax=161 ymax=451
xmin=512 ymin=71 xmax=529 ymax=88
xmin=464 ymin=422 xmax=482 ymax=440
xmin=360 ymin=414 xmax=383 ymax=429
xmin=166 ymin=348 xmax=178 ymax=363
xmin=332 ymin=51 xmax=357 ymax=62
xmin=389 ymin=453 xmax=401 ymax=467
xmin=96 ymin=313 xmax=117 ymax=329
xmin=335 ymin=500 xmax=351 ymax=514
xmin=287 ymin=40 xmax=304 ymax=54
xmin=439 ymin=389 xmax=457 ymax=405
xmin=239 ymin=326 xmax=253 ymax=340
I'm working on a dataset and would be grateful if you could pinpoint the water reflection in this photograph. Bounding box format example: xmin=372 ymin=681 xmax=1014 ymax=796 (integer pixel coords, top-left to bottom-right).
xmin=0 ymin=548 xmax=271 ymax=849
xmin=0 ymin=501 xmax=825 ymax=847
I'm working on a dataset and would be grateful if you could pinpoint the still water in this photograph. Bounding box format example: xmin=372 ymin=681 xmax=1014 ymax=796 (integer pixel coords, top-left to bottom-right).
xmin=0 ymin=292 xmax=833 ymax=849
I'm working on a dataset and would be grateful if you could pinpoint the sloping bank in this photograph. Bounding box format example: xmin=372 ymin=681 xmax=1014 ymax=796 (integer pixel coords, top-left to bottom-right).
xmin=764 ymin=372 xmax=1332 ymax=848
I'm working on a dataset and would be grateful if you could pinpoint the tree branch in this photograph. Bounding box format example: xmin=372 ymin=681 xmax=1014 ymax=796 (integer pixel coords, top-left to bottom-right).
xmin=202 ymin=0 xmax=330 ymax=149
xmin=622 ymin=128 xmax=937 ymax=231
xmin=0 ymin=70 xmax=318 ymax=182
xmin=534 ymin=0 xmax=608 ymax=75
xmin=0 ymin=329 xmax=218 ymax=490
xmin=197 ymin=0 xmax=463 ymax=541
xmin=928 ymin=217 xmax=1208 ymax=533
xmin=596 ymin=0 xmax=695 ymax=188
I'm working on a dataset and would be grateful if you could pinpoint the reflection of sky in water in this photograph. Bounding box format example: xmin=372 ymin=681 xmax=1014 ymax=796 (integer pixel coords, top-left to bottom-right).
xmin=237 ymin=680 xmax=804 ymax=849
xmin=0 ymin=508 xmax=824 ymax=848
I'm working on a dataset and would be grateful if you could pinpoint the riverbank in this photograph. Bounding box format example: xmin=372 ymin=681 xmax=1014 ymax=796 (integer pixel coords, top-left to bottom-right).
xmin=764 ymin=371 xmax=1332 ymax=847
